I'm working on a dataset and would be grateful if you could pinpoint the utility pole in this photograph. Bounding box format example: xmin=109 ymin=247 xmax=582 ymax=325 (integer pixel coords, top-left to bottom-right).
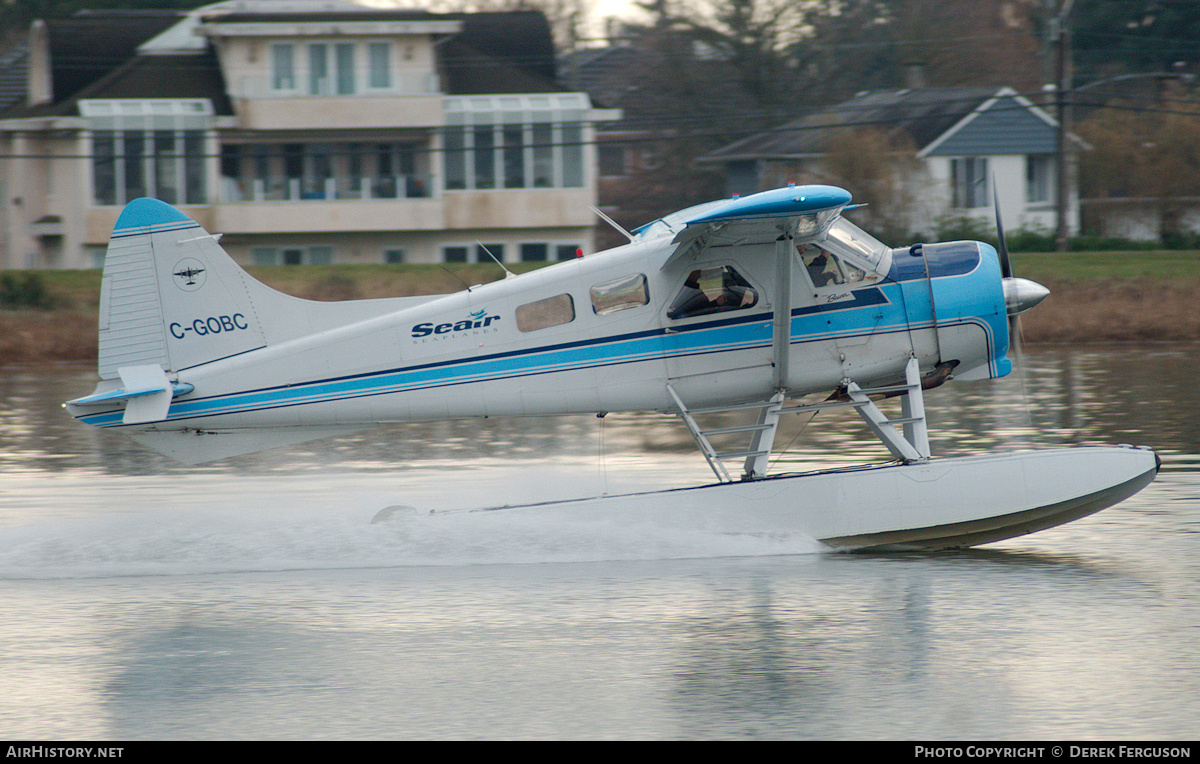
xmin=1051 ymin=0 xmax=1075 ymax=252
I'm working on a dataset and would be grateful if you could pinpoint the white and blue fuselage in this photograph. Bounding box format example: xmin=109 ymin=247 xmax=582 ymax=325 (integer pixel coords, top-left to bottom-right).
xmin=68 ymin=185 xmax=1010 ymax=460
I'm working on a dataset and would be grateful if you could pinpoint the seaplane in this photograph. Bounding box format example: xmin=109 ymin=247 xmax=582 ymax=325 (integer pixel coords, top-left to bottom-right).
xmin=65 ymin=184 xmax=1159 ymax=550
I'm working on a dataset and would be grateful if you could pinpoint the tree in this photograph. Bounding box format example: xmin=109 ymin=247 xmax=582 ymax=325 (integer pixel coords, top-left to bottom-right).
xmin=1075 ymin=83 xmax=1200 ymax=239
xmin=428 ymin=0 xmax=592 ymax=54
xmin=820 ymin=126 xmax=923 ymax=241
xmin=1072 ymin=0 xmax=1200 ymax=85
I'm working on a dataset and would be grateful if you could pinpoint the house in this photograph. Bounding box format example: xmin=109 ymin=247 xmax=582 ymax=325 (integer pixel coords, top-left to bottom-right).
xmin=701 ymin=87 xmax=1078 ymax=239
xmin=0 ymin=1 xmax=618 ymax=270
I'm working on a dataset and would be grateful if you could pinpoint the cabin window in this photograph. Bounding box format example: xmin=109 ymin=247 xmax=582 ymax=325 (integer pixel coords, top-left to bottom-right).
xmin=516 ymin=294 xmax=575 ymax=332
xmin=667 ymin=266 xmax=758 ymax=319
xmin=590 ymin=274 xmax=649 ymax=315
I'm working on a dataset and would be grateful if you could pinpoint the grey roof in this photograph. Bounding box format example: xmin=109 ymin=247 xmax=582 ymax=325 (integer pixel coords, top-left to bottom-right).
xmin=705 ymin=87 xmax=1057 ymax=161
xmin=0 ymin=43 xmax=29 ymax=112
xmin=0 ymin=8 xmax=562 ymax=120
xmin=0 ymin=11 xmax=188 ymax=119
xmin=45 ymin=12 xmax=186 ymax=106
xmin=925 ymin=93 xmax=1057 ymax=156
xmin=438 ymin=11 xmax=561 ymax=95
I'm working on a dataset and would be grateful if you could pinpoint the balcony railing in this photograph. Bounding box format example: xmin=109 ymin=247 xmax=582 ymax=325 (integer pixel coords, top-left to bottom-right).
xmin=221 ymin=174 xmax=434 ymax=203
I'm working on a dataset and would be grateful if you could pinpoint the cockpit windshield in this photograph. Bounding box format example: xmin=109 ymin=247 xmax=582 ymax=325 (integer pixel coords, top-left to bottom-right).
xmin=818 ymin=217 xmax=891 ymax=277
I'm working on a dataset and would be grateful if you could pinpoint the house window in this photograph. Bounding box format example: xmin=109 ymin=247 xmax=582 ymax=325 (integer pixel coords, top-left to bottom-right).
xmin=86 ymin=99 xmax=212 ymax=207
xmin=367 ymin=43 xmax=391 ymax=89
xmin=384 ymin=248 xmax=407 ymax=264
xmin=532 ymin=123 xmax=553 ymax=187
xmin=562 ymin=125 xmax=583 ymax=187
xmin=473 ymin=125 xmax=496 ymax=189
xmin=520 ymin=243 xmax=548 ymax=262
xmin=253 ymin=246 xmax=333 ymax=265
xmin=336 ymin=44 xmax=355 ymax=95
xmin=443 ymin=245 xmax=469 ymax=263
xmin=503 ymin=124 xmax=524 ymax=189
xmin=1027 ymin=155 xmax=1053 ymax=204
xmin=951 ymin=157 xmax=989 ymax=209
xmin=444 ymin=129 xmax=466 ymax=190
xmin=272 ymin=44 xmax=295 ymax=91
xmin=220 ymin=141 xmax=429 ymax=202
xmin=308 ymin=44 xmax=355 ymax=95
xmin=308 ymin=44 xmax=329 ymax=95
xmin=442 ymin=95 xmax=590 ymax=191
xmin=442 ymin=243 xmax=503 ymax=263
xmin=477 ymin=243 xmax=504 ymax=263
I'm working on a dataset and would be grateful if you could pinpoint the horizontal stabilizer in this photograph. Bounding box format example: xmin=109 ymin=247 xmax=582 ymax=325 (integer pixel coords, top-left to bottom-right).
xmin=130 ymin=425 xmax=363 ymax=465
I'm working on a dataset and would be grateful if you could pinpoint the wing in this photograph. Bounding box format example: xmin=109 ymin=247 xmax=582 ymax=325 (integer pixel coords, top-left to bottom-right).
xmin=660 ymin=184 xmax=853 ymax=270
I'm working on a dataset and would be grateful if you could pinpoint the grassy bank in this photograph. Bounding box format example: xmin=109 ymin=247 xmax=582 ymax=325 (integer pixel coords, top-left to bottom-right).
xmin=2 ymin=252 xmax=1197 ymax=365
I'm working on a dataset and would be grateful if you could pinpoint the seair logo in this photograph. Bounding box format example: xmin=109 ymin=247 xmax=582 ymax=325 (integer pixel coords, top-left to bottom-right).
xmin=170 ymin=314 xmax=250 ymax=339
xmin=172 ymin=258 xmax=207 ymax=292
xmin=411 ymin=310 xmax=501 ymax=339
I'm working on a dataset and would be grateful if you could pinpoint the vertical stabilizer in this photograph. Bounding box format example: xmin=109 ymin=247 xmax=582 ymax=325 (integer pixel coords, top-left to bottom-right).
xmin=97 ymin=198 xmax=268 ymax=378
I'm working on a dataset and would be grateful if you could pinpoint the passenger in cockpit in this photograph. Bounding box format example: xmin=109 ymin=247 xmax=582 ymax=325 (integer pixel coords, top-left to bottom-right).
xmin=668 ymin=267 xmax=757 ymax=319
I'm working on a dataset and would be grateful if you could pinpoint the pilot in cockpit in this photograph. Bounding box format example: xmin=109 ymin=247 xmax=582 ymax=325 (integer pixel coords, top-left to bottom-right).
xmin=798 ymin=244 xmax=834 ymax=287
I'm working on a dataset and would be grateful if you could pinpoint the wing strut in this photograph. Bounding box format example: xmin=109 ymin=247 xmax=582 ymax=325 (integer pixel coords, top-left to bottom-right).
xmin=772 ymin=233 xmax=793 ymax=392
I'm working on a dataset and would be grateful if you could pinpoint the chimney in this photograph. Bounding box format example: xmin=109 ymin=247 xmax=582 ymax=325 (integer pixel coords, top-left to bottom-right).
xmin=27 ymin=20 xmax=53 ymax=107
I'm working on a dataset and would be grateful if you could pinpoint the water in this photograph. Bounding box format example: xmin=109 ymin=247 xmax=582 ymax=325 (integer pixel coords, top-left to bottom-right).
xmin=1 ymin=347 xmax=1198 ymax=739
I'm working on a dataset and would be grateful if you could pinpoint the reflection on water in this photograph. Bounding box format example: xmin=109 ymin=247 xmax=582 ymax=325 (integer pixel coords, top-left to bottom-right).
xmin=1 ymin=347 xmax=1199 ymax=739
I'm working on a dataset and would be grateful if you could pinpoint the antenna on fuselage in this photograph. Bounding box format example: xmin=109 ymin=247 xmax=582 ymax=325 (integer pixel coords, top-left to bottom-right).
xmin=477 ymin=241 xmax=515 ymax=279
xmin=592 ymin=206 xmax=634 ymax=242
xmin=438 ymin=265 xmax=474 ymax=292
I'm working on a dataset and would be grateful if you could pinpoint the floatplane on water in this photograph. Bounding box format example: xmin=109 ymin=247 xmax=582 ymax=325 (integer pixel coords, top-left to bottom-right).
xmin=66 ymin=185 xmax=1158 ymax=550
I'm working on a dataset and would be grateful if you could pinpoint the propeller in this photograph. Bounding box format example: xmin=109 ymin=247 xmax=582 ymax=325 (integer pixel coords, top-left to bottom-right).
xmin=993 ymin=178 xmax=1050 ymax=361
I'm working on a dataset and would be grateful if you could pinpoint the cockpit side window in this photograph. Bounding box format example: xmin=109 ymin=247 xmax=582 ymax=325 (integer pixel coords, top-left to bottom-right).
xmin=667 ymin=265 xmax=758 ymax=320
xmin=799 ymin=244 xmax=871 ymax=288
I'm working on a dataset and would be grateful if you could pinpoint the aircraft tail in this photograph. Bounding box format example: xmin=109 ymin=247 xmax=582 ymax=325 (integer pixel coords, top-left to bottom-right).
xmin=98 ymin=198 xmax=268 ymax=379
xmin=75 ymin=197 xmax=434 ymax=441
xmin=96 ymin=197 xmax=427 ymax=381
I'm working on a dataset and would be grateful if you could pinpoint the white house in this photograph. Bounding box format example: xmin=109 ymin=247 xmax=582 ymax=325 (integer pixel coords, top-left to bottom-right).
xmin=0 ymin=1 xmax=618 ymax=270
xmin=702 ymin=87 xmax=1078 ymax=239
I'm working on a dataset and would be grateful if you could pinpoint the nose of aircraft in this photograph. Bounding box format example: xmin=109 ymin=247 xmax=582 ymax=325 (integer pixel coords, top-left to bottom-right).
xmin=1003 ymin=277 xmax=1050 ymax=316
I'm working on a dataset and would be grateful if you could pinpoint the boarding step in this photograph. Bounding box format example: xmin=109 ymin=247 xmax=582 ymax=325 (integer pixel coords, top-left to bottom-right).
xmin=699 ymin=423 xmax=776 ymax=436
